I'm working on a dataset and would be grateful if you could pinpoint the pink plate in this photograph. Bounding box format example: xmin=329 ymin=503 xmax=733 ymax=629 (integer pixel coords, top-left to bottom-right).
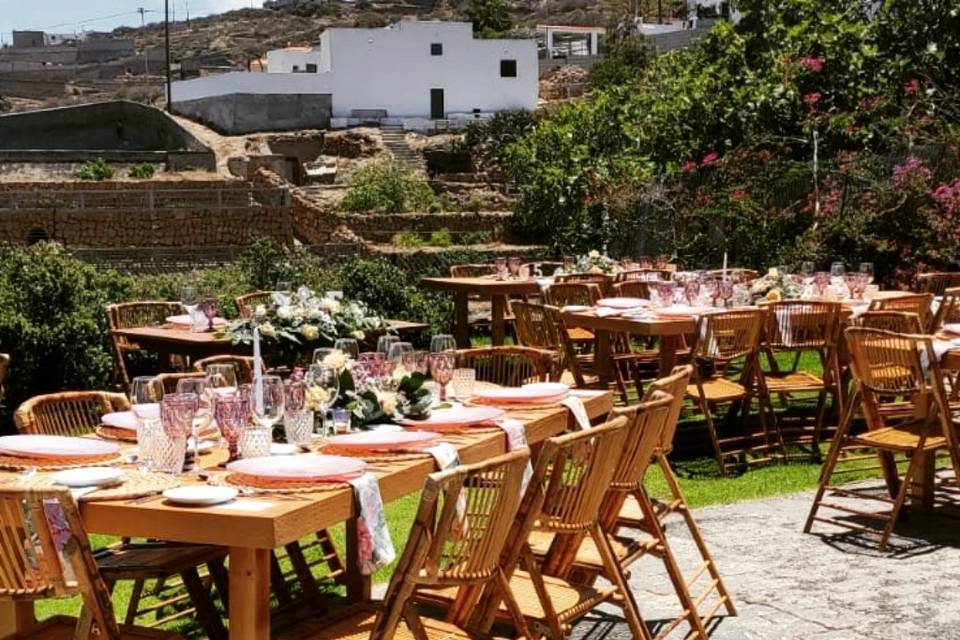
xmin=101 ymin=411 xmax=138 ymax=432
xmin=226 ymin=454 xmax=367 ymax=481
xmin=325 ymin=431 xmax=440 ymax=451
xmin=944 ymin=323 xmax=960 ymax=336
xmin=656 ymin=306 xmax=714 ymax=318
xmin=0 ymin=435 xmax=120 ymax=460
xmin=597 ymin=297 xmax=650 ymax=310
xmin=398 ymin=406 xmax=504 ymax=429
xmin=166 ymin=315 xmax=228 ymax=327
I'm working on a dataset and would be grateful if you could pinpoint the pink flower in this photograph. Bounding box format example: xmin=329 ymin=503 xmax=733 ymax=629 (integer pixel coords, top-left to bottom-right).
xmin=701 ymin=152 xmax=719 ymax=166
xmin=731 ymin=189 xmax=748 ymax=201
xmin=905 ymin=79 xmax=921 ymax=96
xmin=681 ymin=160 xmax=698 ymax=173
xmin=892 ymin=156 xmax=933 ymax=191
xmin=800 ymin=56 xmax=824 ymax=72
xmin=803 ymin=92 xmax=822 ymax=106
xmin=757 ymin=149 xmax=772 ymax=162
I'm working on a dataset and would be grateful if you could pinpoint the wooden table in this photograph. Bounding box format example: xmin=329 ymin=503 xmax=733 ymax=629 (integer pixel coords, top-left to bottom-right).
xmin=114 ymin=320 xmax=429 ymax=364
xmin=420 ymin=277 xmax=541 ymax=348
xmin=0 ymin=390 xmax=612 ymax=640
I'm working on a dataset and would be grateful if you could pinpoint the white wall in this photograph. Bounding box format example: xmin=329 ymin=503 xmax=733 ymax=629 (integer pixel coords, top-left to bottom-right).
xmin=266 ymin=48 xmax=324 ymax=73
xmin=171 ymin=71 xmax=331 ymax=102
xmin=324 ymin=21 xmax=537 ymax=118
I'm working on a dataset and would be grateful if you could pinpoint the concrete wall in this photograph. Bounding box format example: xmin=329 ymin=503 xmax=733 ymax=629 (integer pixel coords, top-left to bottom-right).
xmin=173 ymin=92 xmax=332 ymax=135
xmin=171 ymin=71 xmax=331 ymax=101
xmin=267 ymin=48 xmax=323 ymax=73
xmin=77 ymin=39 xmax=135 ymax=64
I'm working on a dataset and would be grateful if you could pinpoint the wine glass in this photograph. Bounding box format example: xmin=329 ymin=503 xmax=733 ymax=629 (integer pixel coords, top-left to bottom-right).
xmin=377 ymin=334 xmax=400 ymax=356
xmin=130 ymin=376 xmax=163 ymax=469
xmin=199 ymin=296 xmax=219 ymax=332
xmin=430 ymin=334 xmax=457 ymax=353
xmin=307 ymin=364 xmax=340 ymax=437
xmin=275 ymin=280 xmax=292 ymax=294
xmin=830 ymin=261 xmax=846 ymax=281
xmin=494 ymin=257 xmax=508 ymax=281
xmin=130 ymin=376 xmax=164 ymax=405
xmin=562 ymin=255 xmax=576 ymax=274
xmin=180 ymin=286 xmax=200 ymax=331
xmin=159 ymin=393 xmax=198 ymax=474
xmin=176 ymin=378 xmax=211 ymax=473
xmin=859 ymin=262 xmax=875 ymax=284
xmin=249 ymin=375 xmax=284 ymax=430
xmin=683 ymin=279 xmax=701 ymax=306
xmin=430 ymin=351 xmax=456 ymax=402
xmin=214 ymin=394 xmax=248 ymax=464
xmin=718 ymin=280 xmax=734 ymax=307
xmin=507 ymin=256 xmax=522 ymax=279
xmin=387 ymin=341 xmax=413 ymax=365
xmin=358 ymin=352 xmax=385 ymax=379
xmin=702 ymin=278 xmax=720 ymax=306
xmin=334 ymin=338 xmax=360 ymax=359
xmin=655 ymin=280 xmax=677 ymax=307
xmin=814 ymin=272 xmax=831 ymax=298
xmin=801 ymin=261 xmax=816 ymax=283
xmin=402 ymin=350 xmax=431 ymax=375
xmin=205 ymin=364 xmax=238 ymax=396
xmin=313 ymin=347 xmax=335 ymax=365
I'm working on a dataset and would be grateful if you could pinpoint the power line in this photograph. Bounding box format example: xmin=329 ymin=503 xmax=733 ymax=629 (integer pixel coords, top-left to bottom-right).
xmin=27 ymin=10 xmax=144 ymax=33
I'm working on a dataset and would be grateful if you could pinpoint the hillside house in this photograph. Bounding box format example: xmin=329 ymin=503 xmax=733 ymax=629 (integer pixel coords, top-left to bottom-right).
xmin=171 ymin=20 xmax=537 ymax=133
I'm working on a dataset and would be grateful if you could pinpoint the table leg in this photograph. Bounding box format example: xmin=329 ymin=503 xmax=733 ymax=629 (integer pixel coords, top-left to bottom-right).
xmin=491 ymin=295 xmax=507 ymax=346
xmin=454 ymin=292 xmax=470 ymax=348
xmin=0 ymin=601 xmax=35 ymax=637
xmin=594 ymin=330 xmax=614 ymax=383
xmin=228 ymin=547 xmax=271 ymax=640
xmin=659 ymin=336 xmax=681 ymax=376
xmin=910 ymin=450 xmax=937 ymax=512
xmin=345 ymin=517 xmax=372 ymax=602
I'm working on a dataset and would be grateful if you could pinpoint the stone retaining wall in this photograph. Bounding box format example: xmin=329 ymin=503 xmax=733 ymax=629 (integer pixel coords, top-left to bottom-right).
xmin=340 ymin=211 xmax=511 ymax=242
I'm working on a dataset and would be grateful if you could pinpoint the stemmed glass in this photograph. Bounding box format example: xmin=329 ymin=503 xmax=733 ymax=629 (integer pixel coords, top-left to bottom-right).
xmin=402 ymin=350 xmax=430 ymax=375
xmin=205 ymin=364 xmax=238 ymax=396
xmin=494 ymin=257 xmax=508 ymax=281
xmin=199 ymin=296 xmax=219 ymax=332
xmin=307 ymin=364 xmax=340 ymax=438
xmin=859 ymin=262 xmax=875 ymax=284
xmin=507 ymin=257 xmax=522 ymax=279
xmin=718 ymin=280 xmax=734 ymax=307
xmin=334 ymin=338 xmax=360 ymax=359
xmin=130 ymin=376 xmax=163 ymax=470
xmin=387 ymin=341 xmax=413 ymax=366
xmin=830 ymin=261 xmax=846 ymax=282
xmin=814 ymin=272 xmax=831 ymax=298
xmin=249 ymin=375 xmax=284 ymax=430
xmin=430 ymin=351 xmax=456 ymax=402
xmin=176 ymin=378 xmax=212 ymax=473
xmin=655 ymin=280 xmax=677 ymax=307
xmin=358 ymin=352 xmax=386 ymax=380
xmin=159 ymin=393 xmax=198 ymax=474
xmin=430 ymin=334 xmax=457 ymax=353
xmin=702 ymin=278 xmax=719 ymax=307
xmin=313 ymin=347 xmax=335 ymax=365
xmin=562 ymin=255 xmax=576 ymax=274
xmin=683 ymin=279 xmax=701 ymax=306
xmin=180 ymin=286 xmax=200 ymax=332
xmin=377 ymin=335 xmax=399 ymax=356
xmin=214 ymin=394 xmax=248 ymax=464
xmin=801 ymin=262 xmax=816 ymax=284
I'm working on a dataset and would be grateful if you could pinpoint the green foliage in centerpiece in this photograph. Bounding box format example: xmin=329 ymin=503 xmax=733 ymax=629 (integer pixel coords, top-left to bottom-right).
xmin=346 ymin=370 xmax=433 ymax=429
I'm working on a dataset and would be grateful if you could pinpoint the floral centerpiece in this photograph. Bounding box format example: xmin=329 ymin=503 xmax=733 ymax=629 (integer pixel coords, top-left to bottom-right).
xmin=574 ymin=250 xmax=620 ymax=275
xmin=221 ymin=287 xmax=389 ymax=363
xmin=748 ymin=268 xmax=804 ymax=302
xmin=345 ymin=371 xmax=433 ymax=429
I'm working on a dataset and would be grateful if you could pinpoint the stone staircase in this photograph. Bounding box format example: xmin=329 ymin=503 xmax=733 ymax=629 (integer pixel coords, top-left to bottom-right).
xmin=381 ymin=124 xmax=425 ymax=173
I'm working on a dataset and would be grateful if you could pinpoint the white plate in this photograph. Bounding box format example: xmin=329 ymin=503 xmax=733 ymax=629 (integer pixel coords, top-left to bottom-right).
xmin=561 ymin=305 xmax=591 ymax=313
xmin=522 ymin=382 xmax=570 ymax=395
xmin=101 ymin=411 xmax=138 ymax=431
xmin=271 ymin=443 xmax=299 ymax=456
xmin=597 ymin=297 xmax=650 ymax=309
xmin=163 ymin=485 xmax=238 ymax=506
xmin=51 ymin=467 xmax=124 ymax=488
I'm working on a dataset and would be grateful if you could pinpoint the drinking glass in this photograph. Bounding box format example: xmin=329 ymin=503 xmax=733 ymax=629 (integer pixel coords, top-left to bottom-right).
xmin=239 ymin=425 xmax=272 ymax=459
xmin=275 ymin=280 xmax=292 ymax=293
xmin=430 ymin=334 xmax=457 ymax=353
xmin=284 ymin=410 xmax=315 ymax=448
xmin=507 ymin=256 xmax=522 ymax=279
xmin=801 ymin=261 xmax=816 ymax=283
xmin=859 ymin=262 xmax=875 ymax=284
xmin=387 ymin=341 xmax=413 ymax=365
xmin=654 ymin=280 xmax=677 ymax=307
xmin=830 ymin=262 xmax=846 ymax=280
xmin=430 ymin=351 xmax=456 ymax=402
xmin=332 ymin=408 xmax=352 ymax=434
xmin=377 ymin=335 xmax=400 ymax=356
xmin=562 ymin=255 xmax=576 ymax=273
xmin=638 ymin=256 xmax=653 ymax=269
xmin=313 ymin=347 xmax=335 ymax=365
xmin=180 ymin=286 xmax=201 ymax=332
xmin=718 ymin=280 xmax=734 ymax=308
xmin=494 ymin=257 xmax=508 ymax=281
xmin=307 ymin=364 xmax=340 ymax=435
xmin=683 ymin=279 xmax=701 ymax=306
xmin=814 ymin=272 xmax=831 ymax=298
xmin=199 ymin=297 xmax=219 ymax=332
xmin=702 ymin=278 xmax=719 ymax=306
xmin=249 ymin=375 xmax=284 ymax=431
xmin=176 ymin=379 xmax=211 ymax=473
xmin=131 ymin=376 xmax=164 ymax=405
xmin=334 ymin=337 xmax=360 ymax=359
xmin=214 ymin=395 xmax=248 ymax=464
xmin=152 ymin=430 xmax=188 ymax=475
xmin=402 ymin=350 xmax=431 ymax=375
xmin=451 ymin=368 xmax=476 ymax=400
xmin=358 ymin=352 xmax=385 ymax=379
xmin=206 ymin=364 xmax=238 ymax=395
xmin=160 ymin=393 xmax=197 ymax=474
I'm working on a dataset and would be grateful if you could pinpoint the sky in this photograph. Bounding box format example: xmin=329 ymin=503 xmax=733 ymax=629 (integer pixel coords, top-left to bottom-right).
xmin=0 ymin=0 xmax=255 ymax=46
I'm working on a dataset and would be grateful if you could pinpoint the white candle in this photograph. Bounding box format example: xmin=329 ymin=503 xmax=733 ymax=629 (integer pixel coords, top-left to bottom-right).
xmin=253 ymin=326 xmax=264 ymax=414
xmin=722 ymin=251 xmax=728 ymax=282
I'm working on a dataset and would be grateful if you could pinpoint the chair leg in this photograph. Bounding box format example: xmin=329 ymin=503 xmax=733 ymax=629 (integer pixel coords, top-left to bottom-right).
xmin=124 ymin=578 xmax=145 ymax=626
xmin=803 ymin=407 xmax=854 ymax=534
xmin=520 ymin=545 xmax=566 ymax=640
xmin=590 ymin=524 xmax=652 ymax=640
xmin=285 ymin=541 xmax=324 ymax=608
xmin=316 ymin=528 xmax=347 ymax=584
xmin=696 ymin=395 xmax=727 ymax=475
xmin=180 ymin=568 xmax=227 ymax=640
xmin=879 ymin=447 xmax=923 ymax=552
xmin=207 ymin=556 xmax=230 ymax=610
xmin=270 ymin=551 xmax=294 ymax=606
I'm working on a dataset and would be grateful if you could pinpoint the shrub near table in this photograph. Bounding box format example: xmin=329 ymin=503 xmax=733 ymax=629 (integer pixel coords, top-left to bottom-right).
xmin=339 ymin=160 xmax=436 ymax=213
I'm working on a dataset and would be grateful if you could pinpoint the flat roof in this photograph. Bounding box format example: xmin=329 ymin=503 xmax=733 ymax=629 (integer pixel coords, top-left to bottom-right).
xmin=536 ymin=24 xmax=606 ymax=33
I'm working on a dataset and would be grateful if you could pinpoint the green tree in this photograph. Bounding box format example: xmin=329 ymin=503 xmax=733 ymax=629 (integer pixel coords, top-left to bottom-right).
xmin=466 ymin=0 xmax=513 ymax=38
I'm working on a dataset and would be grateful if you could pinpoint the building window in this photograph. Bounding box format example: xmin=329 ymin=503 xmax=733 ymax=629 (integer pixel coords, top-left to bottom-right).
xmin=500 ymin=59 xmax=517 ymax=78
xmin=430 ymin=43 xmax=443 ymax=56
xmin=306 ymin=63 xmax=318 ymax=73
xmin=292 ymin=64 xmax=300 ymax=72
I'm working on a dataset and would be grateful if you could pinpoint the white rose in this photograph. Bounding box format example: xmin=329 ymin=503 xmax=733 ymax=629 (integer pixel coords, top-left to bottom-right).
xmin=352 ymin=330 xmax=365 ymax=341
xmin=323 ymin=350 xmax=348 ymax=372
xmin=259 ymin=322 xmax=276 ymax=338
xmin=254 ymin=304 xmax=267 ymax=319
xmin=392 ymin=366 xmax=408 ymax=383
xmin=320 ymin=298 xmax=342 ymax=315
xmin=305 ymin=305 xmax=322 ymax=320
xmin=305 ymin=385 xmax=330 ymax=411
xmin=292 ymin=306 xmax=305 ymax=319
xmin=276 ymin=305 xmax=294 ymax=321
xmin=379 ymin=392 xmax=398 ymax=416
xmin=301 ymin=324 xmax=319 ymax=341
xmin=588 ymin=250 xmax=600 ymax=259
xmin=768 ymin=268 xmax=780 ymax=278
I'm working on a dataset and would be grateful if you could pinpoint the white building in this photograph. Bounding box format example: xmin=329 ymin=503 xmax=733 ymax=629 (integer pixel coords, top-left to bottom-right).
xmin=171 ymin=21 xmax=537 ymax=132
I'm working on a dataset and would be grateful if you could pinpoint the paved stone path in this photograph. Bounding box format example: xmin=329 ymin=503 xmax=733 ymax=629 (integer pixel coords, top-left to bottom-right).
xmin=571 ymin=488 xmax=960 ymax=639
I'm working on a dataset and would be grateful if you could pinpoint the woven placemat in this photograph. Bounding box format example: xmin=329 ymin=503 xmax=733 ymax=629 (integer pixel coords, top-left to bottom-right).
xmin=402 ymin=424 xmax=503 ymax=435
xmin=0 ymin=453 xmax=123 ymax=471
xmin=465 ymin=399 xmax=567 ymax=411
xmin=318 ymin=446 xmax=434 ymax=463
xmin=225 ymin=473 xmax=350 ymax=494
xmin=17 ymin=471 xmax=181 ymax=502
xmin=96 ymin=426 xmax=219 ymax=444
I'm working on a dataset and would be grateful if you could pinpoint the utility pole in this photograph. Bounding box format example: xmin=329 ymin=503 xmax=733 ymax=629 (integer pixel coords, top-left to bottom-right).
xmin=138 ymin=8 xmax=149 ymax=75
xmin=165 ymin=0 xmax=173 ymax=112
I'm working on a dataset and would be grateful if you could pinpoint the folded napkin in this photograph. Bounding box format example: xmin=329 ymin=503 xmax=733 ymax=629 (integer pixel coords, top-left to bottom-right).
xmin=560 ymin=396 xmax=591 ymax=430
xmin=595 ymin=307 xmax=620 ymax=318
xmin=425 ymin=442 xmax=469 ymax=538
xmin=497 ymin=418 xmax=533 ymax=492
xmin=346 ymin=473 xmax=395 ymax=575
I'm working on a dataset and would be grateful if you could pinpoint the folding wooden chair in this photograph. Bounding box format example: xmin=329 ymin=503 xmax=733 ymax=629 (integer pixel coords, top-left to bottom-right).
xmin=613 ymin=280 xmax=652 ymax=299
xmin=473 ymin=417 xmax=650 ymax=640
xmin=933 ymin=287 xmax=960 ymax=333
xmin=193 ymin=355 xmax=256 ymax=384
xmin=868 ymin=293 xmax=935 ymax=333
xmin=916 ymin=271 xmax=960 ymax=296
xmin=11 ymin=392 xmax=229 ymax=639
xmin=106 ymin=302 xmax=185 ymax=389
xmin=553 ymin=272 xmax=613 ymax=296
xmin=0 ymin=486 xmax=189 ymax=640
xmin=804 ymin=328 xmax=960 ymax=551
xmin=235 ymin=291 xmax=274 ymax=320
xmin=456 ymin=346 xmax=553 ymax=386
xmin=686 ymin=309 xmax=775 ymax=474
xmin=277 ymin=450 xmax=533 ymax=640
xmin=704 ymin=268 xmax=760 ymax=282
xmin=856 ymin=310 xmax=924 ymax=334
xmin=761 ymin=301 xmax=843 ymax=455
xmin=615 ymin=269 xmax=671 ymax=283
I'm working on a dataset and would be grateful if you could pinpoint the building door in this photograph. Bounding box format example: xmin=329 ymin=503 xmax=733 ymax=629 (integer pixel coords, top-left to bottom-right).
xmin=430 ymin=88 xmax=444 ymax=120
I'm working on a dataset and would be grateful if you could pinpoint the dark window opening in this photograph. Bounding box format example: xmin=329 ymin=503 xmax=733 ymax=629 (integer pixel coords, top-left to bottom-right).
xmin=430 ymin=43 xmax=443 ymax=56
xmin=26 ymin=227 xmax=49 ymax=245
xmin=500 ymin=59 xmax=517 ymax=78
xmin=306 ymin=63 xmax=318 ymax=73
